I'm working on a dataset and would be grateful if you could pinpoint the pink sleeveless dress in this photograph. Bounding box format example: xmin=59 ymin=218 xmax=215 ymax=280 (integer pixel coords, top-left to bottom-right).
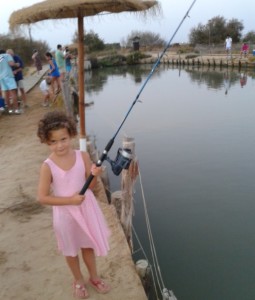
xmin=44 ymin=150 xmax=110 ymax=257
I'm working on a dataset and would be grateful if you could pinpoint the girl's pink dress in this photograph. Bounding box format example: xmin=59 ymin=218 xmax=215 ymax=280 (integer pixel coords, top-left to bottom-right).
xmin=44 ymin=150 xmax=110 ymax=257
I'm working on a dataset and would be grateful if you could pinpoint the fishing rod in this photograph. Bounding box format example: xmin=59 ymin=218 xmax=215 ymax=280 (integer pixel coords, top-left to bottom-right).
xmin=80 ymin=0 xmax=197 ymax=195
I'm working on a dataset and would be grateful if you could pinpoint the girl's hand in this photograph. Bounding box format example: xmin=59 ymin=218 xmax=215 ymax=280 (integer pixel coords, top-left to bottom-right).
xmin=71 ymin=193 xmax=85 ymax=205
xmin=91 ymin=164 xmax=102 ymax=177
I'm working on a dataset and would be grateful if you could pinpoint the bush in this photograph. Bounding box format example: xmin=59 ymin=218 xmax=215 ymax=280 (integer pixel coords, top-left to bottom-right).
xmin=98 ymin=55 xmax=126 ymax=67
xmin=0 ymin=34 xmax=49 ymax=66
xmin=126 ymin=51 xmax=150 ymax=65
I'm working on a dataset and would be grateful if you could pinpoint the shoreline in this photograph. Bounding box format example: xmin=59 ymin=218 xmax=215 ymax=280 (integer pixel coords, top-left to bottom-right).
xmin=139 ymin=52 xmax=255 ymax=69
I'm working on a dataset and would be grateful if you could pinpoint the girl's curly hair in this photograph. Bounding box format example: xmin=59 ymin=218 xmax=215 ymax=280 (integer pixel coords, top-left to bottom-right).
xmin=37 ymin=110 xmax=77 ymax=143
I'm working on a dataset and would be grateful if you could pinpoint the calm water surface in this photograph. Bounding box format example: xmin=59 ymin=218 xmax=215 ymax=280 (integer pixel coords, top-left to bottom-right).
xmin=84 ymin=65 xmax=255 ymax=300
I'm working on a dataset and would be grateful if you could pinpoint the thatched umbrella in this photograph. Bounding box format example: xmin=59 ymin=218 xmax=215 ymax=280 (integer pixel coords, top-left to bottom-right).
xmin=9 ymin=0 xmax=158 ymax=150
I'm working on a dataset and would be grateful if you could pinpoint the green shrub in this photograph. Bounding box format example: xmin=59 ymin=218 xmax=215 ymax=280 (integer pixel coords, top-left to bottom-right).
xmin=126 ymin=51 xmax=150 ymax=65
xmin=185 ymin=54 xmax=199 ymax=59
xmin=98 ymin=55 xmax=126 ymax=67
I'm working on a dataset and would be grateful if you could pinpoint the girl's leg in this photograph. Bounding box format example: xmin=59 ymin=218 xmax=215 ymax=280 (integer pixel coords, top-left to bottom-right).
xmin=65 ymin=255 xmax=84 ymax=283
xmin=65 ymin=255 xmax=89 ymax=298
xmin=81 ymin=248 xmax=97 ymax=280
xmin=81 ymin=248 xmax=110 ymax=294
xmin=50 ymin=77 xmax=56 ymax=94
xmin=56 ymin=77 xmax=61 ymax=91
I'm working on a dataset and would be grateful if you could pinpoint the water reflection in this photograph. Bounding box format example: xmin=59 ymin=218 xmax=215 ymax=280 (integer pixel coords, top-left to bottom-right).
xmin=85 ymin=65 xmax=156 ymax=94
xmin=224 ymin=70 xmax=231 ymax=94
xmin=85 ymin=65 xmax=254 ymax=96
xmin=85 ymin=66 xmax=255 ymax=300
xmin=240 ymin=72 xmax=247 ymax=88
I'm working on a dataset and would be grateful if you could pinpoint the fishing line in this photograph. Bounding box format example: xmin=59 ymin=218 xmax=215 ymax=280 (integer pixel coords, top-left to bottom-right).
xmin=80 ymin=0 xmax=197 ymax=194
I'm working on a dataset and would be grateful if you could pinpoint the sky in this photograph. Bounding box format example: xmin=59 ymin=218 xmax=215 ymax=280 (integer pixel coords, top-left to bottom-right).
xmin=1 ymin=0 xmax=254 ymax=51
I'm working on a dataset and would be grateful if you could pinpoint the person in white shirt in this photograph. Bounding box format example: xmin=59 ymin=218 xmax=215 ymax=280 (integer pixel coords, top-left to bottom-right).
xmin=225 ymin=35 xmax=232 ymax=58
xmin=39 ymin=76 xmax=51 ymax=107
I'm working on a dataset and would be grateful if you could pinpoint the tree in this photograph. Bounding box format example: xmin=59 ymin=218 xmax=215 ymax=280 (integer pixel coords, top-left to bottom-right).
xmin=0 ymin=34 xmax=49 ymax=66
xmin=242 ymin=31 xmax=255 ymax=43
xmin=123 ymin=30 xmax=166 ymax=48
xmin=225 ymin=18 xmax=244 ymax=42
xmin=189 ymin=16 xmax=244 ymax=44
xmin=210 ymin=16 xmax=227 ymax=43
xmin=72 ymin=30 xmax=105 ymax=52
xmin=189 ymin=23 xmax=209 ymax=44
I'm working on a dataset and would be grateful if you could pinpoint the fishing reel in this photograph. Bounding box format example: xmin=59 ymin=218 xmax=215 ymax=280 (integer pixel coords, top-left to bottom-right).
xmin=106 ymin=148 xmax=133 ymax=176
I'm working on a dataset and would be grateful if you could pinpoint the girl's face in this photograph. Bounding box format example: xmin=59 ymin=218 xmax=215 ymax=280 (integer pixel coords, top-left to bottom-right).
xmin=47 ymin=128 xmax=72 ymax=156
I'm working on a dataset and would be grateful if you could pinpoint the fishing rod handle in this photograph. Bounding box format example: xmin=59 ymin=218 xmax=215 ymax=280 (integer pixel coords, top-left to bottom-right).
xmin=79 ymin=138 xmax=114 ymax=195
xmin=79 ymin=160 xmax=102 ymax=194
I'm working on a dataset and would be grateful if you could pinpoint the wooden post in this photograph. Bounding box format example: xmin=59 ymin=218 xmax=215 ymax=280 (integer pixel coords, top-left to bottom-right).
xmin=61 ymin=81 xmax=73 ymax=117
xmin=78 ymin=13 xmax=86 ymax=150
xmin=87 ymin=138 xmax=111 ymax=203
xmin=111 ymin=137 xmax=138 ymax=251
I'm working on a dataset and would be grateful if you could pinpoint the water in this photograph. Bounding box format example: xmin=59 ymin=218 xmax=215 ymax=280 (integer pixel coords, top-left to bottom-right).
xmin=84 ymin=65 xmax=255 ymax=300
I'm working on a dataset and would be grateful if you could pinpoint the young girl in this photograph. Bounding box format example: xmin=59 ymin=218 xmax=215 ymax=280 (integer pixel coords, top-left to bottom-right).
xmin=45 ymin=52 xmax=61 ymax=94
xmin=37 ymin=111 xmax=111 ymax=299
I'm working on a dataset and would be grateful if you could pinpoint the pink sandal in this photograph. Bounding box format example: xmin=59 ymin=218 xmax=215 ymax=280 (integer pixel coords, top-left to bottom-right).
xmin=88 ymin=278 xmax=110 ymax=294
xmin=73 ymin=282 xmax=89 ymax=299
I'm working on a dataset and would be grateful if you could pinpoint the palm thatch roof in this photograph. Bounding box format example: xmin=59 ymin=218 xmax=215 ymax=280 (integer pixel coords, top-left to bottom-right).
xmin=9 ymin=0 xmax=158 ymax=30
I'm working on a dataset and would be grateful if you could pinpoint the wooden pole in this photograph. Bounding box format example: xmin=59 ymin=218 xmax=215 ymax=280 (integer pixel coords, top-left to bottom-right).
xmin=78 ymin=13 xmax=86 ymax=150
xmin=111 ymin=137 xmax=138 ymax=251
xmin=61 ymin=81 xmax=73 ymax=117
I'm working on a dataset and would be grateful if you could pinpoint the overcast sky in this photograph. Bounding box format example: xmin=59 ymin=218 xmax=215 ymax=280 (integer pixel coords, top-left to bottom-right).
xmin=1 ymin=0 xmax=254 ymax=50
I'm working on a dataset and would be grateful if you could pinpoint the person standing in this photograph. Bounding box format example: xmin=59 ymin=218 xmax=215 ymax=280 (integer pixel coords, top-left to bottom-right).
xmin=32 ymin=49 xmax=42 ymax=75
xmin=0 ymin=49 xmax=21 ymax=114
xmin=240 ymin=42 xmax=249 ymax=58
xmin=45 ymin=52 xmax=61 ymax=94
xmin=225 ymin=35 xmax=232 ymax=58
xmin=64 ymin=46 xmax=73 ymax=79
xmin=37 ymin=111 xmax=111 ymax=298
xmin=55 ymin=44 xmax=66 ymax=81
xmin=6 ymin=49 xmax=28 ymax=108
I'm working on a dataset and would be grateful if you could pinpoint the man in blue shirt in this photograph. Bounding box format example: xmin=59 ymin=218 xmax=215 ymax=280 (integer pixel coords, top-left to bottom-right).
xmin=7 ymin=49 xmax=28 ymax=108
xmin=0 ymin=49 xmax=20 ymax=114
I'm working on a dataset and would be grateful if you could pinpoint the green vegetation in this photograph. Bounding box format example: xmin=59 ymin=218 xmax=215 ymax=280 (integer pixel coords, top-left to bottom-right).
xmin=96 ymin=54 xmax=126 ymax=67
xmin=189 ymin=16 xmax=244 ymax=44
xmin=0 ymin=34 xmax=49 ymax=66
xmin=126 ymin=51 xmax=151 ymax=65
xmin=243 ymin=31 xmax=255 ymax=43
xmin=122 ymin=30 xmax=166 ymax=48
xmin=185 ymin=54 xmax=199 ymax=60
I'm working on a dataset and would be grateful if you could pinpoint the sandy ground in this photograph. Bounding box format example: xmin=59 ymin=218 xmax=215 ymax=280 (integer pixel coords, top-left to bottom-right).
xmin=0 ymin=85 xmax=146 ymax=299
